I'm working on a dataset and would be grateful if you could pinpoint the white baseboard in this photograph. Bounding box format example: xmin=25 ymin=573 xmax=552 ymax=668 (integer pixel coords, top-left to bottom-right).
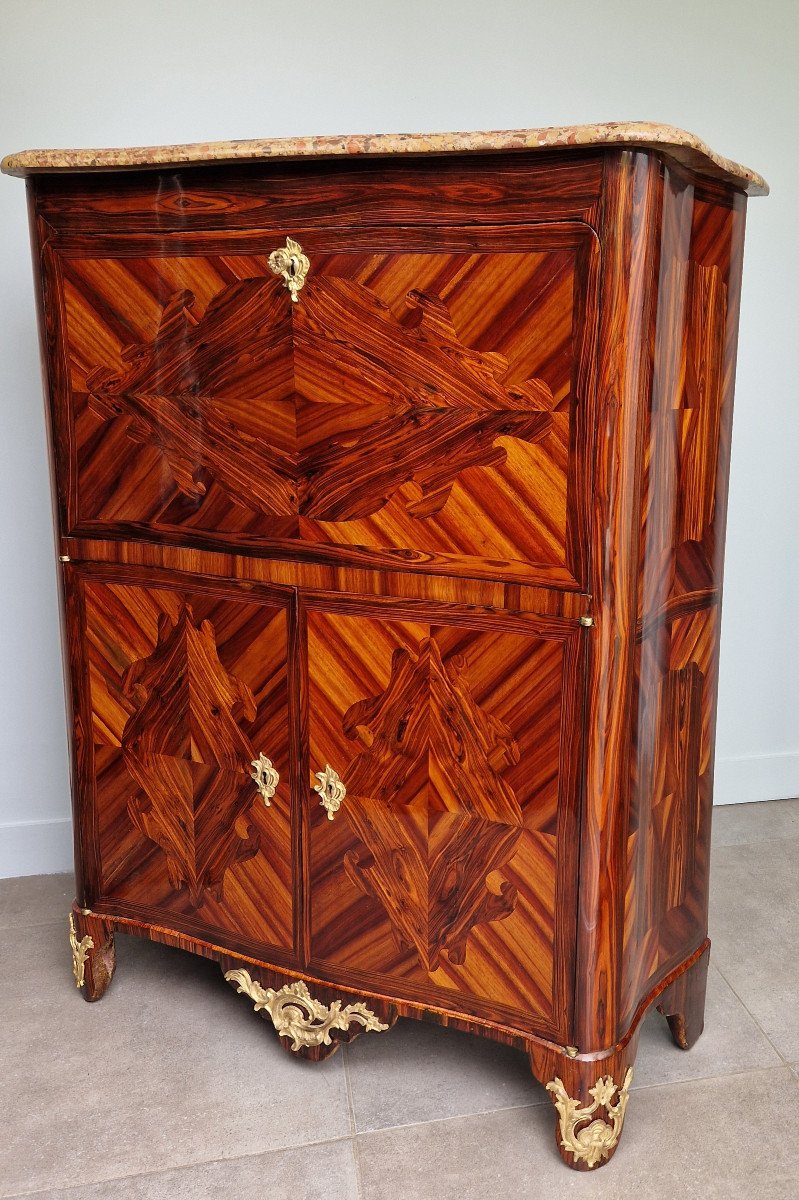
xmin=713 ymin=751 xmax=799 ymax=806
xmin=1 ymin=755 xmax=797 ymax=878
xmin=0 ymin=817 xmax=73 ymax=878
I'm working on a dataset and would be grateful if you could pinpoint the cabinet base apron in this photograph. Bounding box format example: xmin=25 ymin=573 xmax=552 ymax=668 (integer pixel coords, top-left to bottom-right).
xmin=68 ymin=903 xmax=710 ymax=1170
xmin=6 ymin=126 xmax=764 ymax=1175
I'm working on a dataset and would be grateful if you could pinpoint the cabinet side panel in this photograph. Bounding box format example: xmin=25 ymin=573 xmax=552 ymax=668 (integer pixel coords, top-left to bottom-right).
xmin=575 ymin=152 xmax=662 ymax=1050
xmin=622 ymin=174 xmax=746 ymax=1029
xmin=26 ymin=182 xmax=88 ymax=896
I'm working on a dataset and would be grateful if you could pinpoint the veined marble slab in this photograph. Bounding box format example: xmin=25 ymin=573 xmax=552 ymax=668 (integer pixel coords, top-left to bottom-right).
xmin=1 ymin=121 xmax=767 ymax=194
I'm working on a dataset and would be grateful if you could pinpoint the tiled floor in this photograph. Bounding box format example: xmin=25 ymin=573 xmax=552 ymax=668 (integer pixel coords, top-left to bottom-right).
xmin=2 ymin=799 xmax=798 ymax=1199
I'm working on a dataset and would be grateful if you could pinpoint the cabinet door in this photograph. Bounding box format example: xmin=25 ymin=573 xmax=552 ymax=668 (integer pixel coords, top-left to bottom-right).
xmin=53 ymin=222 xmax=596 ymax=589
xmin=304 ymin=597 xmax=583 ymax=1039
xmin=73 ymin=567 xmax=295 ymax=957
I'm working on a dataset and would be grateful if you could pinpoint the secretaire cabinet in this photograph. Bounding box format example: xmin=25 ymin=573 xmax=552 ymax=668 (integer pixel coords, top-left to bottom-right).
xmin=2 ymin=123 xmax=766 ymax=1170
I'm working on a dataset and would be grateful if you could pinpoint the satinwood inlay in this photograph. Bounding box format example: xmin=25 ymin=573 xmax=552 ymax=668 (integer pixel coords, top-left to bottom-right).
xmin=343 ymin=637 xmax=522 ymax=820
xmin=60 ymin=235 xmax=592 ymax=588
xmin=85 ymin=276 xmax=555 ymax=523
xmin=6 ymin=129 xmax=764 ymax=1172
xmin=340 ymin=637 xmax=523 ymax=970
xmin=121 ymin=602 xmax=261 ymax=906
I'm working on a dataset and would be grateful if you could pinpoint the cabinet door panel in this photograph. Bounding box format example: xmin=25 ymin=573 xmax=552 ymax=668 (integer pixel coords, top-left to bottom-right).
xmin=53 ymin=223 xmax=596 ymax=587
xmin=305 ymin=600 xmax=583 ymax=1037
xmin=77 ymin=569 xmax=295 ymax=955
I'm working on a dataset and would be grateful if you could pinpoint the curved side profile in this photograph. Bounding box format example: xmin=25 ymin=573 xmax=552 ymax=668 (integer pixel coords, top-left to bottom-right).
xmin=5 ymin=128 xmax=762 ymax=1171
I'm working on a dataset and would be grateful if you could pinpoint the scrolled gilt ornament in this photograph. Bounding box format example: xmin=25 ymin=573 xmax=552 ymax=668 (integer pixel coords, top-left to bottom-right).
xmin=250 ymin=753 xmax=279 ymax=806
xmin=224 ymin=969 xmax=389 ymax=1051
xmin=268 ymin=236 xmax=310 ymax=302
xmin=69 ymin=912 xmax=94 ymax=989
xmin=313 ymin=764 xmax=346 ymax=820
xmin=546 ymin=1067 xmax=633 ymax=1168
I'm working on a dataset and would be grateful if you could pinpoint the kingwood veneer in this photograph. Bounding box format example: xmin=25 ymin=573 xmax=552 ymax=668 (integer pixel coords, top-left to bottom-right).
xmin=2 ymin=123 xmax=767 ymax=1170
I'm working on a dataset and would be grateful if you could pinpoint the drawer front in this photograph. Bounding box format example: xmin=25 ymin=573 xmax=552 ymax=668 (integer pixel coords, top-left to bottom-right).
xmin=70 ymin=565 xmax=296 ymax=955
xmin=303 ymin=594 xmax=584 ymax=1038
xmin=50 ymin=222 xmax=597 ymax=589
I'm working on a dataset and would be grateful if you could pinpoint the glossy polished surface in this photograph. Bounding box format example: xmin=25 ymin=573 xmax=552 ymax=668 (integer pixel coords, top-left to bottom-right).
xmin=3 ymin=806 xmax=797 ymax=1200
xmin=54 ymin=225 xmax=596 ymax=588
xmin=12 ymin=138 xmax=763 ymax=1171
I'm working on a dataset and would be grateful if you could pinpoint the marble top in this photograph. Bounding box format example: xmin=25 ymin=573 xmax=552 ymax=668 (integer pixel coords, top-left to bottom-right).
xmin=1 ymin=122 xmax=768 ymax=195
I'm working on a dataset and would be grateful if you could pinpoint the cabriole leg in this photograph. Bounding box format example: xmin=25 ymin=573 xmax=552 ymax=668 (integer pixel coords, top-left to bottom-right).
xmin=69 ymin=904 xmax=116 ymax=1002
xmin=530 ymin=1037 xmax=638 ymax=1171
xmin=656 ymin=945 xmax=710 ymax=1050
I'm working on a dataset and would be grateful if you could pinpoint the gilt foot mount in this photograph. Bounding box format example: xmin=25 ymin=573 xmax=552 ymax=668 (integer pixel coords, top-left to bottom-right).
xmin=69 ymin=906 xmax=116 ymax=1002
xmin=546 ymin=1068 xmax=633 ymax=1169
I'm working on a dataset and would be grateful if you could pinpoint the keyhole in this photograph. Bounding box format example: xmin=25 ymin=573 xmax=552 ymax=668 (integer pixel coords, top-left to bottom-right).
xmin=288 ymin=256 xmax=299 ymax=277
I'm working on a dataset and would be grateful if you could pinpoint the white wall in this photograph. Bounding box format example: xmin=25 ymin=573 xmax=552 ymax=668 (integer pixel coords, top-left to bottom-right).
xmin=1 ymin=0 xmax=796 ymax=876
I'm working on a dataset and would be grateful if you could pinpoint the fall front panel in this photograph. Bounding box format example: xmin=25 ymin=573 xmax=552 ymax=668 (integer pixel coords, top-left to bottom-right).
xmin=75 ymin=568 xmax=294 ymax=954
xmin=53 ymin=224 xmax=596 ymax=587
xmin=304 ymin=600 xmax=583 ymax=1037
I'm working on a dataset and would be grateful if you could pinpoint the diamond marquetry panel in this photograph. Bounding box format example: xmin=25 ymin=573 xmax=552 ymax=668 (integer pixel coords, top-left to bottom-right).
xmin=58 ymin=227 xmax=595 ymax=586
xmin=82 ymin=577 xmax=294 ymax=952
xmin=623 ymin=180 xmax=742 ymax=1029
xmin=306 ymin=604 xmax=582 ymax=1035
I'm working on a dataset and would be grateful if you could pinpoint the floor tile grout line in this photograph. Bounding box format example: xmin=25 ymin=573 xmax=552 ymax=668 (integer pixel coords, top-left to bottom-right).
xmin=0 ymin=915 xmax=75 ymax=934
xmin=710 ymin=959 xmax=793 ymax=1064
xmin=711 ymin=831 xmax=799 ymax=850
xmin=346 ymin=1062 xmax=798 ymax=1143
xmin=4 ymin=1065 xmax=794 ymax=1200
xmin=342 ymin=1043 xmax=357 ymax=1138
xmin=352 ymin=1099 xmax=548 ymax=1141
xmin=1 ymin=1066 xmax=793 ymax=1198
xmin=631 ymin=1062 xmax=795 ymax=1094
xmin=0 ymin=1133 xmax=361 ymax=1200
xmin=350 ymin=1125 xmax=368 ymax=1200
xmin=342 ymin=1044 xmax=367 ymax=1200
xmin=620 ymin=1061 xmax=795 ymax=1096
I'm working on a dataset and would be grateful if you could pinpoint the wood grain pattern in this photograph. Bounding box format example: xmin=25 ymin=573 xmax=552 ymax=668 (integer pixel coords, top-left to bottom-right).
xmin=121 ymin=602 xmax=262 ymax=906
xmin=656 ymin=942 xmax=710 ymax=1050
xmin=620 ymin=170 xmax=746 ymax=1029
xmin=13 ymin=143 xmax=761 ymax=1171
xmin=59 ymin=537 xmax=591 ymax=618
xmin=574 ymin=150 xmax=663 ymax=1051
xmin=72 ymin=898 xmax=711 ymax=1047
xmin=78 ymin=569 xmax=296 ymax=954
xmin=305 ymin=602 xmax=583 ymax=1037
xmin=33 ymin=153 xmax=605 ymax=230
xmin=82 ymin=271 xmax=556 ymax=522
xmin=70 ymin=906 xmax=116 ymax=1002
xmin=43 ymin=221 xmax=598 ymax=588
